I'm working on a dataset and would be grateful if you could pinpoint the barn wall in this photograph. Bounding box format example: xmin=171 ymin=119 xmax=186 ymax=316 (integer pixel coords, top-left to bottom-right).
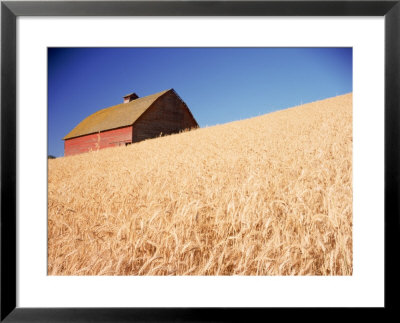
xmin=64 ymin=126 xmax=133 ymax=156
xmin=132 ymin=92 xmax=198 ymax=143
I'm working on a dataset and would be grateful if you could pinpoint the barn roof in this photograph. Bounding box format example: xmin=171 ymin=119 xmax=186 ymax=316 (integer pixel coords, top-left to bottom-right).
xmin=63 ymin=89 xmax=171 ymax=140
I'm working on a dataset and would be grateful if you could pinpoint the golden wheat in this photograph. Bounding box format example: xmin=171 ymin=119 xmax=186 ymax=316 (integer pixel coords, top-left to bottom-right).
xmin=48 ymin=93 xmax=353 ymax=275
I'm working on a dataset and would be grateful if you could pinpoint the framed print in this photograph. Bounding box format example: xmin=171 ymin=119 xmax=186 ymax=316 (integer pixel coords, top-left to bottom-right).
xmin=1 ymin=0 xmax=399 ymax=321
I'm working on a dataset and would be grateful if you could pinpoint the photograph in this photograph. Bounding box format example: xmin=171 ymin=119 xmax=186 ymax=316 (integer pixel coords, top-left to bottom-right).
xmin=47 ymin=47 xmax=353 ymax=276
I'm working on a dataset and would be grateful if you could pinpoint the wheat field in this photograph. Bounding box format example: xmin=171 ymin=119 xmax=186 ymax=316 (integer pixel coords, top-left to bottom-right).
xmin=48 ymin=93 xmax=353 ymax=275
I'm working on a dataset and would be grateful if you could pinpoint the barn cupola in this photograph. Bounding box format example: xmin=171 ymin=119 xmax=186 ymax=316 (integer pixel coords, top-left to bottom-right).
xmin=123 ymin=92 xmax=139 ymax=103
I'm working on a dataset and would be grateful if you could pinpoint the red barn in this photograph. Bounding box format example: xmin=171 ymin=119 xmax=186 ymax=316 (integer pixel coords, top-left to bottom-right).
xmin=63 ymin=89 xmax=199 ymax=156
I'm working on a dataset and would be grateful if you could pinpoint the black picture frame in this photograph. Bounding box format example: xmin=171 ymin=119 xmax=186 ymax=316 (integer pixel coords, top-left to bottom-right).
xmin=1 ymin=0 xmax=399 ymax=321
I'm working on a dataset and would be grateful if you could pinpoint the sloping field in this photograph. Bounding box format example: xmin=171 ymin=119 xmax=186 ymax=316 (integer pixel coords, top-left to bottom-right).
xmin=48 ymin=93 xmax=352 ymax=275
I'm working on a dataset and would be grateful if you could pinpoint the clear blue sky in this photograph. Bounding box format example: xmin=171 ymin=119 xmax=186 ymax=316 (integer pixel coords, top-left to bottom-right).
xmin=48 ymin=47 xmax=352 ymax=157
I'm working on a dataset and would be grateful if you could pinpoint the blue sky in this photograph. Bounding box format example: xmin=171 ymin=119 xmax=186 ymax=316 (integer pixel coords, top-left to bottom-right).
xmin=48 ymin=47 xmax=352 ymax=157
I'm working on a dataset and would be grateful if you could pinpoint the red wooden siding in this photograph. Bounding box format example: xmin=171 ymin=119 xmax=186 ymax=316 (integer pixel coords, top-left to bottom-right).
xmin=64 ymin=126 xmax=133 ymax=156
xmin=132 ymin=91 xmax=198 ymax=143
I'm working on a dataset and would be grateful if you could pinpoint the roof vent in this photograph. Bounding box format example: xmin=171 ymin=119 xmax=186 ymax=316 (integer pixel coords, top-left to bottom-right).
xmin=123 ymin=92 xmax=139 ymax=103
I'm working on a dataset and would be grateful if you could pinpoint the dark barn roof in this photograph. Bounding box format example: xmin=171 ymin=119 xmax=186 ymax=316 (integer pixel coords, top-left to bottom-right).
xmin=63 ymin=89 xmax=197 ymax=140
